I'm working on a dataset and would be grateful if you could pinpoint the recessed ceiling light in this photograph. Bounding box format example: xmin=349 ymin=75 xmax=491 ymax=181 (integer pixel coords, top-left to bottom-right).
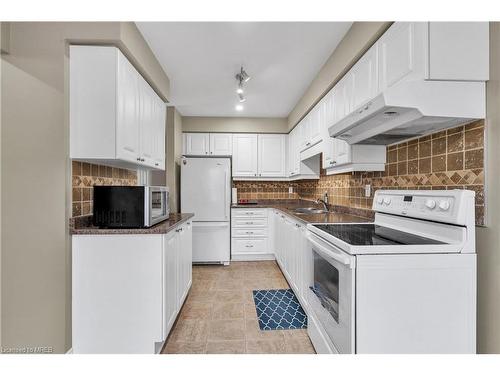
xmin=235 ymin=104 xmax=244 ymax=111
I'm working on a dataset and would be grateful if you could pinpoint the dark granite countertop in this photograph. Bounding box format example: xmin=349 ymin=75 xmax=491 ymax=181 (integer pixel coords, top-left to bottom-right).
xmin=70 ymin=213 xmax=195 ymax=235
xmin=231 ymin=199 xmax=373 ymax=225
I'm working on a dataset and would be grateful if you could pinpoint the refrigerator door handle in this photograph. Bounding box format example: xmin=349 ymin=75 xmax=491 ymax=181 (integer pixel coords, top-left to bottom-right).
xmin=224 ymin=170 xmax=229 ymax=219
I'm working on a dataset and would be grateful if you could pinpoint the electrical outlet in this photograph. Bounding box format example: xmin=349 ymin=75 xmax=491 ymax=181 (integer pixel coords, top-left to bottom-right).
xmin=365 ymin=184 xmax=371 ymax=197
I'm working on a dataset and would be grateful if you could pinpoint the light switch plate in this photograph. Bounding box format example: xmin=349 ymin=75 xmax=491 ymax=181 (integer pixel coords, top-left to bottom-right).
xmin=365 ymin=184 xmax=371 ymax=197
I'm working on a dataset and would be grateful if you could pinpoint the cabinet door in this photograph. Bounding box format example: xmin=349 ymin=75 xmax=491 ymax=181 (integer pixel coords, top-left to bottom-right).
xmin=258 ymin=134 xmax=286 ymax=177
xmin=209 ymin=133 xmax=233 ymax=155
xmin=321 ymin=90 xmax=336 ymax=168
xmin=299 ymin=117 xmax=311 ymax=151
xmin=152 ymin=96 xmax=166 ymax=169
xmin=333 ymin=138 xmax=352 ymax=166
xmin=138 ymin=78 xmax=156 ymax=167
xmin=308 ymin=106 xmax=322 ymax=147
xmin=378 ymin=22 xmax=426 ymax=91
xmin=163 ymin=232 xmax=178 ymax=337
xmin=232 ymin=134 xmax=258 ymax=177
xmin=184 ymin=133 xmax=210 ymax=156
xmin=116 ymin=52 xmax=140 ymax=163
xmin=179 ymin=222 xmax=192 ymax=303
xmin=351 ymin=44 xmax=379 ymax=110
xmin=334 ymin=74 xmax=354 ymax=124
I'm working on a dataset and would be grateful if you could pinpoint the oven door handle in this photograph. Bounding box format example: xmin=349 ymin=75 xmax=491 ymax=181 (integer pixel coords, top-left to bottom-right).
xmin=307 ymin=232 xmax=354 ymax=269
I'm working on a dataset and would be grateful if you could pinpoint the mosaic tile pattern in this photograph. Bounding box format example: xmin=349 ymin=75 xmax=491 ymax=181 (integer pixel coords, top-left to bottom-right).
xmin=234 ymin=120 xmax=485 ymax=225
xmin=72 ymin=161 xmax=137 ymax=217
xmin=253 ymin=289 xmax=307 ymax=331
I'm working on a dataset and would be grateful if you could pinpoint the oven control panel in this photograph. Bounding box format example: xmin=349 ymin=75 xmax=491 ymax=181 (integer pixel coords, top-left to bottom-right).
xmin=372 ymin=189 xmax=475 ymax=225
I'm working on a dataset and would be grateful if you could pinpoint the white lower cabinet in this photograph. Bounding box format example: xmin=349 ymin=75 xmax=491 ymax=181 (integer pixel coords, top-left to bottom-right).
xmin=72 ymin=220 xmax=192 ymax=354
xmin=272 ymin=210 xmax=311 ymax=309
xmin=231 ymin=208 xmax=274 ymax=261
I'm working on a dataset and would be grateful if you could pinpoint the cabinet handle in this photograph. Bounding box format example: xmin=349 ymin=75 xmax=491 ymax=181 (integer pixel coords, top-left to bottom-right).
xmin=245 ymin=222 xmax=253 ymax=224
xmin=254 ymin=173 xmax=257 ymax=176
xmin=140 ymin=158 xmax=145 ymax=162
xmin=245 ymin=231 xmax=254 ymax=234
xmin=210 ymin=151 xmax=213 ymax=154
xmin=246 ymin=212 xmax=254 ymax=215
xmin=259 ymin=173 xmax=262 ymax=176
xmin=245 ymin=244 xmax=254 ymax=248
xmin=136 ymin=157 xmax=141 ymax=161
xmin=155 ymin=162 xmax=159 ymax=166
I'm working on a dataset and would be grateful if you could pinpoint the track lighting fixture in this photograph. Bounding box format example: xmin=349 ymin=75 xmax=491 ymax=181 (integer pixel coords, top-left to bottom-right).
xmin=236 ymin=66 xmax=251 ymax=83
xmin=235 ymin=66 xmax=250 ymax=111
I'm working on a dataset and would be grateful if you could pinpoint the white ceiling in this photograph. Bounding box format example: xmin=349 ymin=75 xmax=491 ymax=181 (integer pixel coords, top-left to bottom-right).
xmin=136 ymin=22 xmax=352 ymax=117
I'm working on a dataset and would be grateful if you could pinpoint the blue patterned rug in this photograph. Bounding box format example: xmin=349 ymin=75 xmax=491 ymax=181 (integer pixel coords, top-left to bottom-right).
xmin=252 ymin=289 xmax=307 ymax=331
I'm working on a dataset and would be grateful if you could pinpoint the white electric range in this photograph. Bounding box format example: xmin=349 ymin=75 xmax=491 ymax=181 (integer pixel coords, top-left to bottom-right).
xmin=305 ymin=189 xmax=477 ymax=354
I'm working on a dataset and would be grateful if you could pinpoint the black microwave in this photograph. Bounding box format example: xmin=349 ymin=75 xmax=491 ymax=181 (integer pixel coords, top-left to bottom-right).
xmin=93 ymin=186 xmax=169 ymax=228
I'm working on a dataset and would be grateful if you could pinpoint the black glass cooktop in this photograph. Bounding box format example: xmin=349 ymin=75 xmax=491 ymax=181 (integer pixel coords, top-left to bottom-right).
xmin=313 ymin=224 xmax=446 ymax=246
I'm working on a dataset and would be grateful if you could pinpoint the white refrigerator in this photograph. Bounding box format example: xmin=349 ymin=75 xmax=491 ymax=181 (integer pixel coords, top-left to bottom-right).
xmin=181 ymin=157 xmax=231 ymax=264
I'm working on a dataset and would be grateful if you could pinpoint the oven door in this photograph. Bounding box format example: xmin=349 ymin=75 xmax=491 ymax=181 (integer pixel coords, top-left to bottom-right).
xmin=306 ymin=232 xmax=356 ymax=354
xmin=148 ymin=187 xmax=169 ymax=226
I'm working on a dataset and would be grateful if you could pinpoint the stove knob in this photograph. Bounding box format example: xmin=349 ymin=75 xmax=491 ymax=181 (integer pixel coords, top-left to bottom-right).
xmin=425 ymin=199 xmax=436 ymax=209
xmin=438 ymin=200 xmax=450 ymax=211
xmin=383 ymin=197 xmax=391 ymax=205
xmin=377 ymin=197 xmax=384 ymax=205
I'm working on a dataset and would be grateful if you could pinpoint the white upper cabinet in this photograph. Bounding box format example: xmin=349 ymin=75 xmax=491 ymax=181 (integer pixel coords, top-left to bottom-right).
xmin=152 ymin=96 xmax=166 ymax=169
xmin=298 ymin=107 xmax=322 ymax=153
xmin=258 ymin=134 xmax=286 ymax=177
xmin=351 ymin=44 xmax=379 ymax=110
xmin=428 ymin=22 xmax=489 ymax=81
xmin=209 ymin=133 xmax=233 ymax=155
xmin=184 ymin=133 xmax=210 ymax=155
xmin=308 ymin=106 xmax=323 ymax=147
xmin=183 ymin=133 xmax=232 ymax=156
xmin=289 ymin=127 xmax=300 ymax=176
xmin=116 ymin=51 xmax=141 ymax=164
xmin=378 ymin=22 xmax=427 ymax=91
xmin=232 ymin=134 xmax=258 ymax=177
xmin=333 ymin=74 xmax=354 ymax=124
xmin=137 ymin=77 xmax=165 ymax=169
xmin=70 ymin=45 xmax=166 ymax=171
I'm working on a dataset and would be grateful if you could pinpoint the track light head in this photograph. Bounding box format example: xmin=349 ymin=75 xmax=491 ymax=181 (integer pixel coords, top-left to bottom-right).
xmin=238 ymin=93 xmax=246 ymax=103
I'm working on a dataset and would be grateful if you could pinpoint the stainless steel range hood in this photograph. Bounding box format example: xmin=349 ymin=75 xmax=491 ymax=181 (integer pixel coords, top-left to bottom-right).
xmin=328 ymin=80 xmax=485 ymax=145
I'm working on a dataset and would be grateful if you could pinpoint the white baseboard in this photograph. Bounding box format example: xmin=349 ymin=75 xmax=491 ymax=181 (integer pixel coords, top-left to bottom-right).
xmin=231 ymin=253 xmax=276 ymax=261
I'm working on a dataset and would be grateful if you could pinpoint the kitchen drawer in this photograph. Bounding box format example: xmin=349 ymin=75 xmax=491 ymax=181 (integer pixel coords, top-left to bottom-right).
xmin=231 ymin=208 xmax=268 ymax=218
xmin=232 ymin=228 xmax=268 ymax=238
xmin=232 ymin=238 xmax=269 ymax=254
xmin=231 ymin=217 xmax=268 ymax=227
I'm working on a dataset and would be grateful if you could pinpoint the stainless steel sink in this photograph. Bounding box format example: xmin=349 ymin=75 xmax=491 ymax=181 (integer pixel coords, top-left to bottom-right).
xmin=291 ymin=207 xmax=329 ymax=215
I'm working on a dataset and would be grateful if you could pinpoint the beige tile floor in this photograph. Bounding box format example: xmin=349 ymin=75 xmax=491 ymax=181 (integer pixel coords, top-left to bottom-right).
xmin=162 ymin=261 xmax=316 ymax=354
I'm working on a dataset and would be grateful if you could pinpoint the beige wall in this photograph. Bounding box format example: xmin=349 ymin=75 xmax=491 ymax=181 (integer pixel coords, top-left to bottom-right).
xmin=182 ymin=116 xmax=288 ymax=133
xmin=1 ymin=22 xmax=170 ymax=353
xmin=287 ymin=22 xmax=391 ymax=131
xmin=477 ymin=22 xmax=500 ymax=354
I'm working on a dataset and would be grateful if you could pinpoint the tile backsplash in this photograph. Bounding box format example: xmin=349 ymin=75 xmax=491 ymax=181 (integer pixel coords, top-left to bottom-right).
xmin=233 ymin=120 xmax=485 ymax=225
xmin=72 ymin=161 xmax=137 ymax=217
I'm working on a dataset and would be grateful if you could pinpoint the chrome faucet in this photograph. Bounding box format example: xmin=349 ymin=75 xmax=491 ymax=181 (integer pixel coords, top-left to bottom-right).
xmin=316 ymin=198 xmax=329 ymax=211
